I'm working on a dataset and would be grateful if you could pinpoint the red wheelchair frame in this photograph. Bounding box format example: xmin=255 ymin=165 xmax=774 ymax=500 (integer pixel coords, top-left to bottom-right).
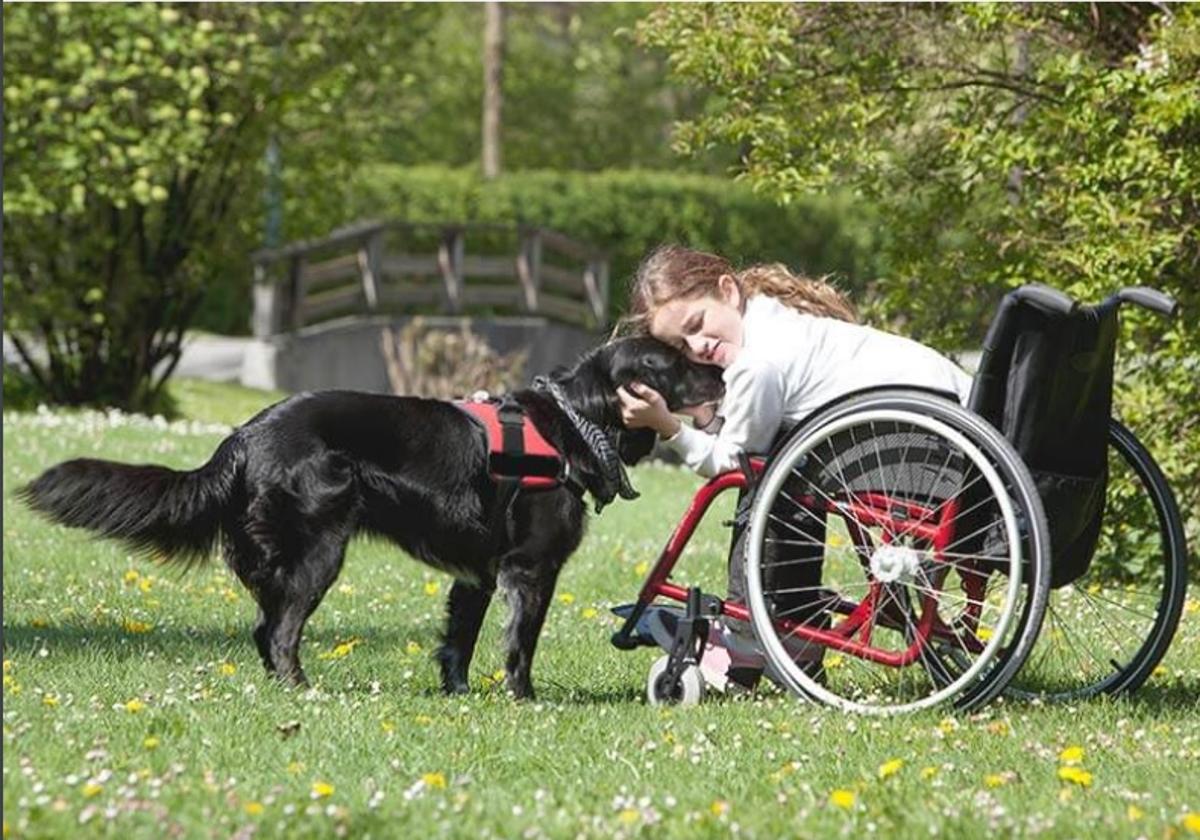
xmin=611 ymin=456 xmax=992 ymax=674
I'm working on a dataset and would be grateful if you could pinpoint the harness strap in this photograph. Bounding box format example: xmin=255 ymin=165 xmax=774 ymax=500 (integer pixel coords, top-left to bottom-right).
xmin=456 ymin=396 xmax=588 ymax=548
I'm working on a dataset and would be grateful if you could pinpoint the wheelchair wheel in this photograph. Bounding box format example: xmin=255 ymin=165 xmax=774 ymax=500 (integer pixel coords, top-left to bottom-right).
xmin=646 ymin=655 xmax=706 ymax=706
xmin=744 ymin=389 xmax=1051 ymax=715
xmin=1005 ymin=419 xmax=1189 ymax=700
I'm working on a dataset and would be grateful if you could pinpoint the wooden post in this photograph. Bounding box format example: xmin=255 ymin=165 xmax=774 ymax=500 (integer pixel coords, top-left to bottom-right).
xmin=288 ymin=255 xmax=305 ymax=330
xmin=251 ymin=261 xmax=278 ymax=338
xmin=358 ymin=231 xmax=382 ymax=310
xmin=438 ymin=227 xmax=464 ymax=313
xmin=516 ymin=228 xmax=542 ymax=312
xmin=582 ymin=260 xmax=605 ymax=326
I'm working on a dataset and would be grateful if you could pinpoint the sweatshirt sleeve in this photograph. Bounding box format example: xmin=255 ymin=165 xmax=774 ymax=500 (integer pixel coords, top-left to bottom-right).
xmin=660 ymin=354 xmax=786 ymax=478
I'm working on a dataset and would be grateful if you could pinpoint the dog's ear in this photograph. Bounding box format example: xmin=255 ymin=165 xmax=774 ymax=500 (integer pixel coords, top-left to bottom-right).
xmin=616 ymin=427 xmax=656 ymax=466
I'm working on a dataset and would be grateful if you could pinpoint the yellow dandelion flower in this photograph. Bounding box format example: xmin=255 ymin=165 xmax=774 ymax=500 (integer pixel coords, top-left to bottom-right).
xmin=633 ymin=561 xmax=650 ymax=577
xmin=987 ymin=720 xmax=1010 ymax=736
xmin=287 ymin=761 xmax=305 ymax=775
xmin=422 ymin=772 xmax=447 ymax=790
xmin=938 ymin=718 xmax=958 ymax=734
xmin=921 ymin=766 xmax=938 ymax=780
xmin=124 ymin=570 xmax=140 ymax=584
xmin=244 ymin=801 xmax=264 ymax=816
xmin=829 ymin=789 xmax=856 ymax=809
xmin=143 ymin=736 xmax=160 ymax=749
xmin=42 ymin=693 xmax=59 ymax=707
xmin=826 ymin=654 xmax=845 ymax=669
xmin=338 ymin=584 xmax=355 ymax=596
xmin=122 ymin=619 xmax=152 ymax=634
xmin=414 ymin=714 xmax=433 ymax=726
xmin=1181 ymin=813 xmax=1200 ymax=835
xmin=558 ymin=592 xmax=576 ymax=605
xmin=977 ymin=626 xmax=993 ymax=641
xmin=1127 ymin=804 xmax=1144 ymax=821
xmin=581 ymin=607 xmax=598 ymax=620
xmin=82 ymin=782 xmax=103 ymax=798
xmin=828 ymin=533 xmax=846 ymax=547
xmin=406 ymin=640 xmax=422 ymax=655
xmin=1184 ymin=598 xmax=1199 ymax=615
xmin=1059 ymin=745 xmax=1084 ymax=765
xmin=492 ymin=669 xmax=505 ymax=683
xmin=618 ymin=808 xmax=639 ymax=824
xmin=878 ymin=758 xmax=904 ymax=780
xmin=983 ymin=774 xmax=1008 ymax=789
xmin=124 ymin=698 xmax=145 ymax=713
xmin=138 ymin=577 xmax=153 ymax=593
xmin=311 ymin=781 xmax=335 ymax=799
xmin=381 ymin=720 xmax=395 ymax=734
xmin=424 ymin=580 xmax=440 ymax=596
xmin=1153 ymin=665 xmax=1168 ymax=677
xmin=30 ymin=617 xmax=48 ymax=629
xmin=710 ymin=799 xmax=729 ymax=817
xmin=2 ymin=660 xmax=10 ymax=673
xmin=318 ymin=638 xmax=361 ymax=660
xmin=218 ymin=662 xmax=237 ymax=676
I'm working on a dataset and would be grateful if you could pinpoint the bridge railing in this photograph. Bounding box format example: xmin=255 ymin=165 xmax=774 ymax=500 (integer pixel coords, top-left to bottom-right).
xmin=250 ymin=221 xmax=610 ymax=337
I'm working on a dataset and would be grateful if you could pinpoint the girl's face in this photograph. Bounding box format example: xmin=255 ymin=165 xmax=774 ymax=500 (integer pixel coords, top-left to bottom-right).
xmin=649 ymin=274 xmax=744 ymax=368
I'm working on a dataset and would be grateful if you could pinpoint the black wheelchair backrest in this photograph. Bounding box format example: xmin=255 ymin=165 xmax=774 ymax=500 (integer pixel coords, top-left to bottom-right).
xmin=968 ymin=283 xmax=1175 ymax=587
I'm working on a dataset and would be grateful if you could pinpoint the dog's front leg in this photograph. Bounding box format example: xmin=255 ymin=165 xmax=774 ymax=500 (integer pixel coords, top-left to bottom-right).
xmin=497 ymin=555 xmax=561 ymax=700
xmin=436 ymin=578 xmax=496 ymax=694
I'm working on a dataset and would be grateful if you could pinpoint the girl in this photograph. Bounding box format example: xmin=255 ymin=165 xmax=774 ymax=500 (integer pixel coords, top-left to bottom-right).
xmin=616 ymin=244 xmax=972 ymax=692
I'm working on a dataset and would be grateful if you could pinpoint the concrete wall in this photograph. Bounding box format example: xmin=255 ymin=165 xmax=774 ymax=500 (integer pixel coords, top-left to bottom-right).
xmin=241 ymin=315 xmax=604 ymax=394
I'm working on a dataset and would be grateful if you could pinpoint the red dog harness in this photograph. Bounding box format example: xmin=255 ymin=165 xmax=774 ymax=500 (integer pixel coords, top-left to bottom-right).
xmin=457 ymin=398 xmax=566 ymax=490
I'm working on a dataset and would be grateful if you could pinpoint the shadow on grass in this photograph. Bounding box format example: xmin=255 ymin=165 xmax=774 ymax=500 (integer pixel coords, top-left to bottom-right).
xmin=1 ymin=619 xmax=444 ymax=661
xmin=1119 ymin=680 xmax=1200 ymax=712
xmin=995 ymin=680 xmax=1200 ymax=715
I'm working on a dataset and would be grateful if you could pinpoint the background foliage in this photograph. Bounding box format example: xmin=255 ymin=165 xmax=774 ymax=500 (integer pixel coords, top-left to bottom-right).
xmin=2 ymin=2 xmax=433 ymax=410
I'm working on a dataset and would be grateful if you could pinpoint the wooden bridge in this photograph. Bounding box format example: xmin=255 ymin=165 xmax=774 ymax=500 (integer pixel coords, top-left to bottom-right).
xmin=250 ymin=220 xmax=610 ymax=340
xmin=241 ymin=221 xmax=611 ymax=394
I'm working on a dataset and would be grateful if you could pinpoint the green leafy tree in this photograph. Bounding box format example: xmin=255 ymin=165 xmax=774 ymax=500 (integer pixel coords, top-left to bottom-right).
xmin=3 ymin=3 xmax=430 ymax=410
xmin=382 ymin=3 xmax=717 ymax=172
xmin=638 ymin=3 xmax=1199 ymax=560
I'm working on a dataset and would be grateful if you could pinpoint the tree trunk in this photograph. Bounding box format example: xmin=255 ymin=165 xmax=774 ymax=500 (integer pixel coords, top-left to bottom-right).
xmin=1006 ymin=27 xmax=1030 ymax=206
xmin=482 ymin=1 xmax=504 ymax=179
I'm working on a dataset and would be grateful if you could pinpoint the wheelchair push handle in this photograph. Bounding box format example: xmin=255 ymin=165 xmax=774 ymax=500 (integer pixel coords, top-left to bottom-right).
xmin=1013 ymin=284 xmax=1076 ymax=316
xmin=1116 ymin=286 xmax=1178 ymax=318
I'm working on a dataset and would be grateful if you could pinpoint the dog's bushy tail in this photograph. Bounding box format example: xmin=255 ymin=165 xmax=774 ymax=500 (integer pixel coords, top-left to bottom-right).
xmin=19 ymin=434 xmax=246 ymax=566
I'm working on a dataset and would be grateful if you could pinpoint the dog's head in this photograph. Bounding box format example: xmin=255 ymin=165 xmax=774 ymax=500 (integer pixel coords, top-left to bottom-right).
xmin=562 ymin=336 xmax=725 ymax=466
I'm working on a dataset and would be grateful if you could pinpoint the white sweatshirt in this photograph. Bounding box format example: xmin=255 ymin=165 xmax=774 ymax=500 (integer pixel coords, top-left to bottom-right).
xmin=661 ymin=294 xmax=973 ymax=477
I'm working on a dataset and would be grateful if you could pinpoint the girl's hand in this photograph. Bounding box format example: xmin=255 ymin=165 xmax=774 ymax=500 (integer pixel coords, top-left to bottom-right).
xmin=617 ymin=382 xmax=681 ymax=439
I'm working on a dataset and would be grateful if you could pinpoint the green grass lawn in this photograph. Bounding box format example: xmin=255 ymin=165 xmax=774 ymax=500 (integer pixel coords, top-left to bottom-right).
xmin=4 ymin=380 xmax=1199 ymax=839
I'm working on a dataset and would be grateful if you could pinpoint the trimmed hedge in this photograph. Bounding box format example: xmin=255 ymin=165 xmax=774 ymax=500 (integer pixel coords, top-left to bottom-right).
xmin=345 ymin=166 xmax=885 ymax=320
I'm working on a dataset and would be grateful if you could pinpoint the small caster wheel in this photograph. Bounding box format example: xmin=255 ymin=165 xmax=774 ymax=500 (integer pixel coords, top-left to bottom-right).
xmin=647 ymin=654 xmax=706 ymax=705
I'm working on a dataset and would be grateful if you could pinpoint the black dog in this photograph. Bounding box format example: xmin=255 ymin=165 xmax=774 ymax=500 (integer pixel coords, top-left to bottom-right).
xmin=20 ymin=337 xmax=723 ymax=698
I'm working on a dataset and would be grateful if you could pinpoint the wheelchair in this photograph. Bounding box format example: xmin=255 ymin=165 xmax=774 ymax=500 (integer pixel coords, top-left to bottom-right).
xmin=612 ymin=284 xmax=1188 ymax=714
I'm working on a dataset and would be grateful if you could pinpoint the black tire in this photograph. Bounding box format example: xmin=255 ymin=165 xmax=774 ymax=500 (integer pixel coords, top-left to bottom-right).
xmin=1006 ymin=419 xmax=1189 ymax=700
